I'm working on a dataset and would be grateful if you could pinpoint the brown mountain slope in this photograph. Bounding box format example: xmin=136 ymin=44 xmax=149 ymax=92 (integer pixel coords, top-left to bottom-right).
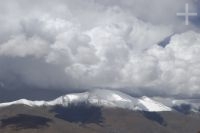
xmin=0 ymin=105 xmax=200 ymax=133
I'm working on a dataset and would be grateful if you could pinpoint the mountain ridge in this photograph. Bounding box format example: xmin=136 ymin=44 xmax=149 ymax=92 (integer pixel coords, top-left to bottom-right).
xmin=0 ymin=89 xmax=172 ymax=112
xmin=1 ymin=89 xmax=199 ymax=113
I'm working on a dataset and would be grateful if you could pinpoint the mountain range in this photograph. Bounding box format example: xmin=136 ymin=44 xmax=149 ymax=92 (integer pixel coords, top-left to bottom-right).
xmin=0 ymin=89 xmax=200 ymax=133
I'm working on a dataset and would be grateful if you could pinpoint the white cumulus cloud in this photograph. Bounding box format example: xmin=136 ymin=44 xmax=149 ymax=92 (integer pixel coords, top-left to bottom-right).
xmin=0 ymin=0 xmax=199 ymax=98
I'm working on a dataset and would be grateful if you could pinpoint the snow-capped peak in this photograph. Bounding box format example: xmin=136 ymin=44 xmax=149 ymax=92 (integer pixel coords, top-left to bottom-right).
xmin=0 ymin=89 xmax=172 ymax=112
xmin=138 ymin=96 xmax=172 ymax=112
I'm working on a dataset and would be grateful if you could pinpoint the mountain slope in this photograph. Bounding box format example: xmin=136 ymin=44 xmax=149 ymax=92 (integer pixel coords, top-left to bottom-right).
xmin=0 ymin=105 xmax=200 ymax=133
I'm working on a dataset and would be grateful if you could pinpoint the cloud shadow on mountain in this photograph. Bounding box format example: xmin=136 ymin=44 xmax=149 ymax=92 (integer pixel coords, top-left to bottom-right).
xmin=0 ymin=114 xmax=52 ymax=130
xmin=142 ymin=111 xmax=167 ymax=126
xmin=172 ymin=104 xmax=192 ymax=115
xmin=50 ymin=103 xmax=104 ymax=125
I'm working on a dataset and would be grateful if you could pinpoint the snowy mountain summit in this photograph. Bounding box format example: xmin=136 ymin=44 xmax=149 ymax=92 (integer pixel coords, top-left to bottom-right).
xmin=0 ymin=89 xmax=172 ymax=112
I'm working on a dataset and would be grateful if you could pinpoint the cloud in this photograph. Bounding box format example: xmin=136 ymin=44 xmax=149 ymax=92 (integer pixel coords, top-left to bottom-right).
xmin=0 ymin=35 xmax=49 ymax=57
xmin=0 ymin=0 xmax=199 ymax=98
xmin=143 ymin=31 xmax=200 ymax=96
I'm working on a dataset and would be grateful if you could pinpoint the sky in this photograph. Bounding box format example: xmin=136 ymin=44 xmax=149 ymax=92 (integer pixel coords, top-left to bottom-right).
xmin=0 ymin=0 xmax=200 ymax=98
